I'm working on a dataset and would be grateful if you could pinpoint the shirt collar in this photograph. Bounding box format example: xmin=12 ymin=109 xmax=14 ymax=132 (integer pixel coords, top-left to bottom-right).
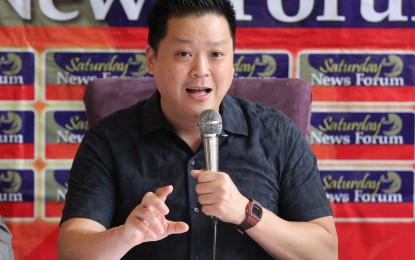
xmin=220 ymin=95 xmax=248 ymax=136
xmin=140 ymin=91 xmax=248 ymax=137
xmin=140 ymin=91 xmax=175 ymax=135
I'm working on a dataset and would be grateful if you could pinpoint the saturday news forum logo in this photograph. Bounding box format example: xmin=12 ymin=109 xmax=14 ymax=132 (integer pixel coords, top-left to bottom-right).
xmin=44 ymin=50 xmax=148 ymax=100
xmin=233 ymin=52 xmax=289 ymax=78
xmin=321 ymin=170 xmax=414 ymax=220
xmin=0 ymin=169 xmax=35 ymax=218
xmin=0 ymin=111 xmax=35 ymax=159
xmin=299 ymin=53 xmax=414 ymax=87
xmin=45 ymin=110 xmax=88 ymax=159
xmin=298 ymin=52 xmax=415 ymax=102
xmin=310 ymin=111 xmax=415 ymax=160
xmin=0 ymin=51 xmax=35 ymax=100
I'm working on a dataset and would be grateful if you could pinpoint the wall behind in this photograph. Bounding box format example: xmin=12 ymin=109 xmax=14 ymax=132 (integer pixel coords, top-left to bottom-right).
xmin=0 ymin=1 xmax=414 ymax=259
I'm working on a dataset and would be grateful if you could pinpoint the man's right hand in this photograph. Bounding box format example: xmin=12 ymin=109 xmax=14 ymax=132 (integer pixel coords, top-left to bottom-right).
xmin=121 ymin=185 xmax=189 ymax=246
xmin=58 ymin=185 xmax=188 ymax=260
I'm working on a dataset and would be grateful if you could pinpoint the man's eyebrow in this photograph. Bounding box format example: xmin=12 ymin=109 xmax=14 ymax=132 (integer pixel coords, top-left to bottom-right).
xmin=172 ymin=38 xmax=230 ymax=46
xmin=172 ymin=38 xmax=193 ymax=44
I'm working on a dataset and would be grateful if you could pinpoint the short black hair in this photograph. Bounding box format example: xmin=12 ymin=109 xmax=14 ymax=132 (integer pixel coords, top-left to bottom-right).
xmin=147 ymin=0 xmax=236 ymax=53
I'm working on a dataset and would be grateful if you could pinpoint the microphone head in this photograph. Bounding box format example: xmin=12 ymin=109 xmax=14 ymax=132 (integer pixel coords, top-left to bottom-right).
xmin=198 ymin=109 xmax=222 ymax=136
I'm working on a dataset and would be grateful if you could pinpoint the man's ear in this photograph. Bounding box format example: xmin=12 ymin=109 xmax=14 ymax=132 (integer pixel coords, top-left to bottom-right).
xmin=145 ymin=45 xmax=156 ymax=75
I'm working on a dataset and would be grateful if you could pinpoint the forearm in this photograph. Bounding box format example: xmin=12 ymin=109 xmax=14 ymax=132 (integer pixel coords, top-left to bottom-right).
xmin=246 ymin=209 xmax=338 ymax=260
xmin=58 ymin=225 xmax=133 ymax=260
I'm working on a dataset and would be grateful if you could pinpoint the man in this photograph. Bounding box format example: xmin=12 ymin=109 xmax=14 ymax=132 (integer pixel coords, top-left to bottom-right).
xmin=58 ymin=0 xmax=338 ymax=259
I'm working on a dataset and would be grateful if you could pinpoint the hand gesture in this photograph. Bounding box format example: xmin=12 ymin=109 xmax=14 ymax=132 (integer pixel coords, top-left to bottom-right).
xmin=121 ymin=185 xmax=189 ymax=246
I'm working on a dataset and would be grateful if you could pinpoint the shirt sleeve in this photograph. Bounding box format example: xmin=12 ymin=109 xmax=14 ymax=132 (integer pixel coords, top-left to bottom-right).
xmin=60 ymin=125 xmax=116 ymax=229
xmin=277 ymin=121 xmax=332 ymax=221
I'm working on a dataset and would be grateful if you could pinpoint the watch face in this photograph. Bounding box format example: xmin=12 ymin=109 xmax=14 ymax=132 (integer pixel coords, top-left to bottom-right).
xmin=252 ymin=204 xmax=262 ymax=219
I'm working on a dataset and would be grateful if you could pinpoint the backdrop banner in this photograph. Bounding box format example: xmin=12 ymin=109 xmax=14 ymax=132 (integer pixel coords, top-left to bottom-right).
xmin=0 ymin=1 xmax=414 ymax=259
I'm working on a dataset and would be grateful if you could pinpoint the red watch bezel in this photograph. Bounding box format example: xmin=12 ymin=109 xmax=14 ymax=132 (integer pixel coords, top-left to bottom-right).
xmin=237 ymin=198 xmax=262 ymax=232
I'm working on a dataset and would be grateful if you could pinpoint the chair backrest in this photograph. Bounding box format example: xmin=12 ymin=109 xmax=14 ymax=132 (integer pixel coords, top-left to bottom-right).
xmin=84 ymin=77 xmax=312 ymax=139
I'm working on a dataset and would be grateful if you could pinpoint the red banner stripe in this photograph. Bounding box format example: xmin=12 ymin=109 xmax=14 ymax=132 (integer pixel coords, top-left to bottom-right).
xmin=45 ymin=143 xmax=80 ymax=159
xmin=0 ymin=202 xmax=35 ymax=218
xmin=46 ymin=85 xmax=86 ymax=100
xmin=236 ymin=28 xmax=415 ymax=50
xmin=44 ymin=202 xmax=65 ymax=218
xmin=0 ymin=26 xmax=148 ymax=50
xmin=312 ymin=144 xmax=414 ymax=160
xmin=0 ymin=85 xmax=35 ymax=100
xmin=332 ymin=202 xmax=414 ymax=218
xmin=312 ymin=86 xmax=415 ymax=102
xmin=0 ymin=144 xmax=35 ymax=159
xmin=336 ymin=222 xmax=415 ymax=259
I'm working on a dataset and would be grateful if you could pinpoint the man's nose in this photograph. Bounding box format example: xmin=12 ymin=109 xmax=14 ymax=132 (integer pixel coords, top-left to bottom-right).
xmin=191 ymin=56 xmax=210 ymax=77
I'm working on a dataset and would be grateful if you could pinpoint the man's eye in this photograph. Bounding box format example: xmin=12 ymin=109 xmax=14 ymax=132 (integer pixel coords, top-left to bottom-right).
xmin=212 ymin=52 xmax=223 ymax=58
xmin=178 ymin=51 xmax=190 ymax=57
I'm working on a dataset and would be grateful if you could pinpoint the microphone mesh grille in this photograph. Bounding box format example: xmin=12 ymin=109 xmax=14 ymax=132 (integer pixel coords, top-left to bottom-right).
xmin=198 ymin=109 xmax=222 ymax=135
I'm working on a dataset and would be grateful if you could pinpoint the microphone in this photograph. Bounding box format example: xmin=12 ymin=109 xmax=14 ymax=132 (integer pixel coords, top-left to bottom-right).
xmin=197 ymin=109 xmax=222 ymax=172
xmin=197 ymin=109 xmax=222 ymax=260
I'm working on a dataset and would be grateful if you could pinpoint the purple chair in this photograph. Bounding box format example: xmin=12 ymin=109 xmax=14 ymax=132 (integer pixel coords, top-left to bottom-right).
xmin=84 ymin=77 xmax=312 ymax=139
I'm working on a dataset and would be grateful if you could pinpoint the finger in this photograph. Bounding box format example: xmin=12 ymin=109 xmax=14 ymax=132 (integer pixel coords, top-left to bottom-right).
xmin=128 ymin=212 xmax=159 ymax=240
xmin=195 ymin=181 xmax=213 ymax=195
xmin=196 ymin=170 xmax=223 ymax=183
xmin=199 ymin=203 xmax=217 ymax=217
xmin=194 ymin=174 xmax=226 ymax=195
xmin=166 ymin=221 xmax=189 ymax=235
xmin=155 ymin=185 xmax=173 ymax=202
xmin=196 ymin=193 xmax=216 ymax=205
xmin=141 ymin=192 xmax=169 ymax=215
xmin=133 ymin=207 xmax=165 ymax=235
xmin=191 ymin=170 xmax=212 ymax=183
xmin=190 ymin=169 xmax=202 ymax=179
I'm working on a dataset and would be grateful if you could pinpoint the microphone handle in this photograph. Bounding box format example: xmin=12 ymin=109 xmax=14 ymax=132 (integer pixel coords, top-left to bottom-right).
xmin=202 ymin=134 xmax=219 ymax=224
xmin=203 ymin=135 xmax=219 ymax=172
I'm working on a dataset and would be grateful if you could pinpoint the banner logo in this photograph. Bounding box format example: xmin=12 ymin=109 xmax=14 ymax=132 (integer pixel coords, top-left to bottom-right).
xmin=0 ymin=111 xmax=35 ymax=159
xmin=0 ymin=112 xmax=22 ymax=137
xmin=234 ymin=52 xmax=289 ymax=78
xmin=0 ymin=53 xmax=22 ymax=76
xmin=0 ymin=51 xmax=35 ymax=100
xmin=0 ymin=169 xmax=35 ymax=218
xmin=300 ymin=53 xmax=414 ymax=87
xmin=45 ymin=110 xmax=88 ymax=159
xmin=44 ymin=50 xmax=148 ymax=100
xmin=310 ymin=112 xmax=415 ymax=160
xmin=299 ymin=52 xmax=415 ymax=102
xmin=321 ymin=170 xmax=414 ymax=220
xmin=0 ymin=170 xmax=22 ymax=193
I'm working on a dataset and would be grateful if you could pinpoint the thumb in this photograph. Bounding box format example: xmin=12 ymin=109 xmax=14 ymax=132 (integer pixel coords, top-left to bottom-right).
xmin=190 ymin=169 xmax=203 ymax=179
xmin=166 ymin=221 xmax=189 ymax=235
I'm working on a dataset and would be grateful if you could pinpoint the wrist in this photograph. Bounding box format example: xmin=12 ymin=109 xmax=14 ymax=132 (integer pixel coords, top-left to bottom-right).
xmin=236 ymin=198 xmax=263 ymax=233
xmin=117 ymin=225 xmax=139 ymax=248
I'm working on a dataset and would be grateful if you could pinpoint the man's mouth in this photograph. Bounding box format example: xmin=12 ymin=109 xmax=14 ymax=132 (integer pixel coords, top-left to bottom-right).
xmin=186 ymin=87 xmax=212 ymax=96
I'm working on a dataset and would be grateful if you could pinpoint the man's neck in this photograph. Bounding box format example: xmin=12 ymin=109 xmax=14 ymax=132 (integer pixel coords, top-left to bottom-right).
xmin=163 ymin=111 xmax=202 ymax=153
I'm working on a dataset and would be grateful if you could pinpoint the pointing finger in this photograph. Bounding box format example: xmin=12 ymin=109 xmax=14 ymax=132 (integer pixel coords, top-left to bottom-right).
xmin=155 ymin=185 xmax=173 ymax=202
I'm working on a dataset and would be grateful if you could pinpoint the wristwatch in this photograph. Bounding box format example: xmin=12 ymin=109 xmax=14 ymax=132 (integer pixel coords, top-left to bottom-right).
xmin=237 ymin=198 xmax=263 ymax=233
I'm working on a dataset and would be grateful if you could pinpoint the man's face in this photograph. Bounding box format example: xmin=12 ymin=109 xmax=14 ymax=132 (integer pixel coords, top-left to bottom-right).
xmin=146 ymin=14 xmax=235 ymax=124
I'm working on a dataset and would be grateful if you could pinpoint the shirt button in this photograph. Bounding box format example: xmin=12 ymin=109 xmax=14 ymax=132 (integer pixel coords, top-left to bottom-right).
xmin=190 ymin=160 xmax=195 ymax=165
xmin=193 ymin=207 xmax=200 ymax=213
